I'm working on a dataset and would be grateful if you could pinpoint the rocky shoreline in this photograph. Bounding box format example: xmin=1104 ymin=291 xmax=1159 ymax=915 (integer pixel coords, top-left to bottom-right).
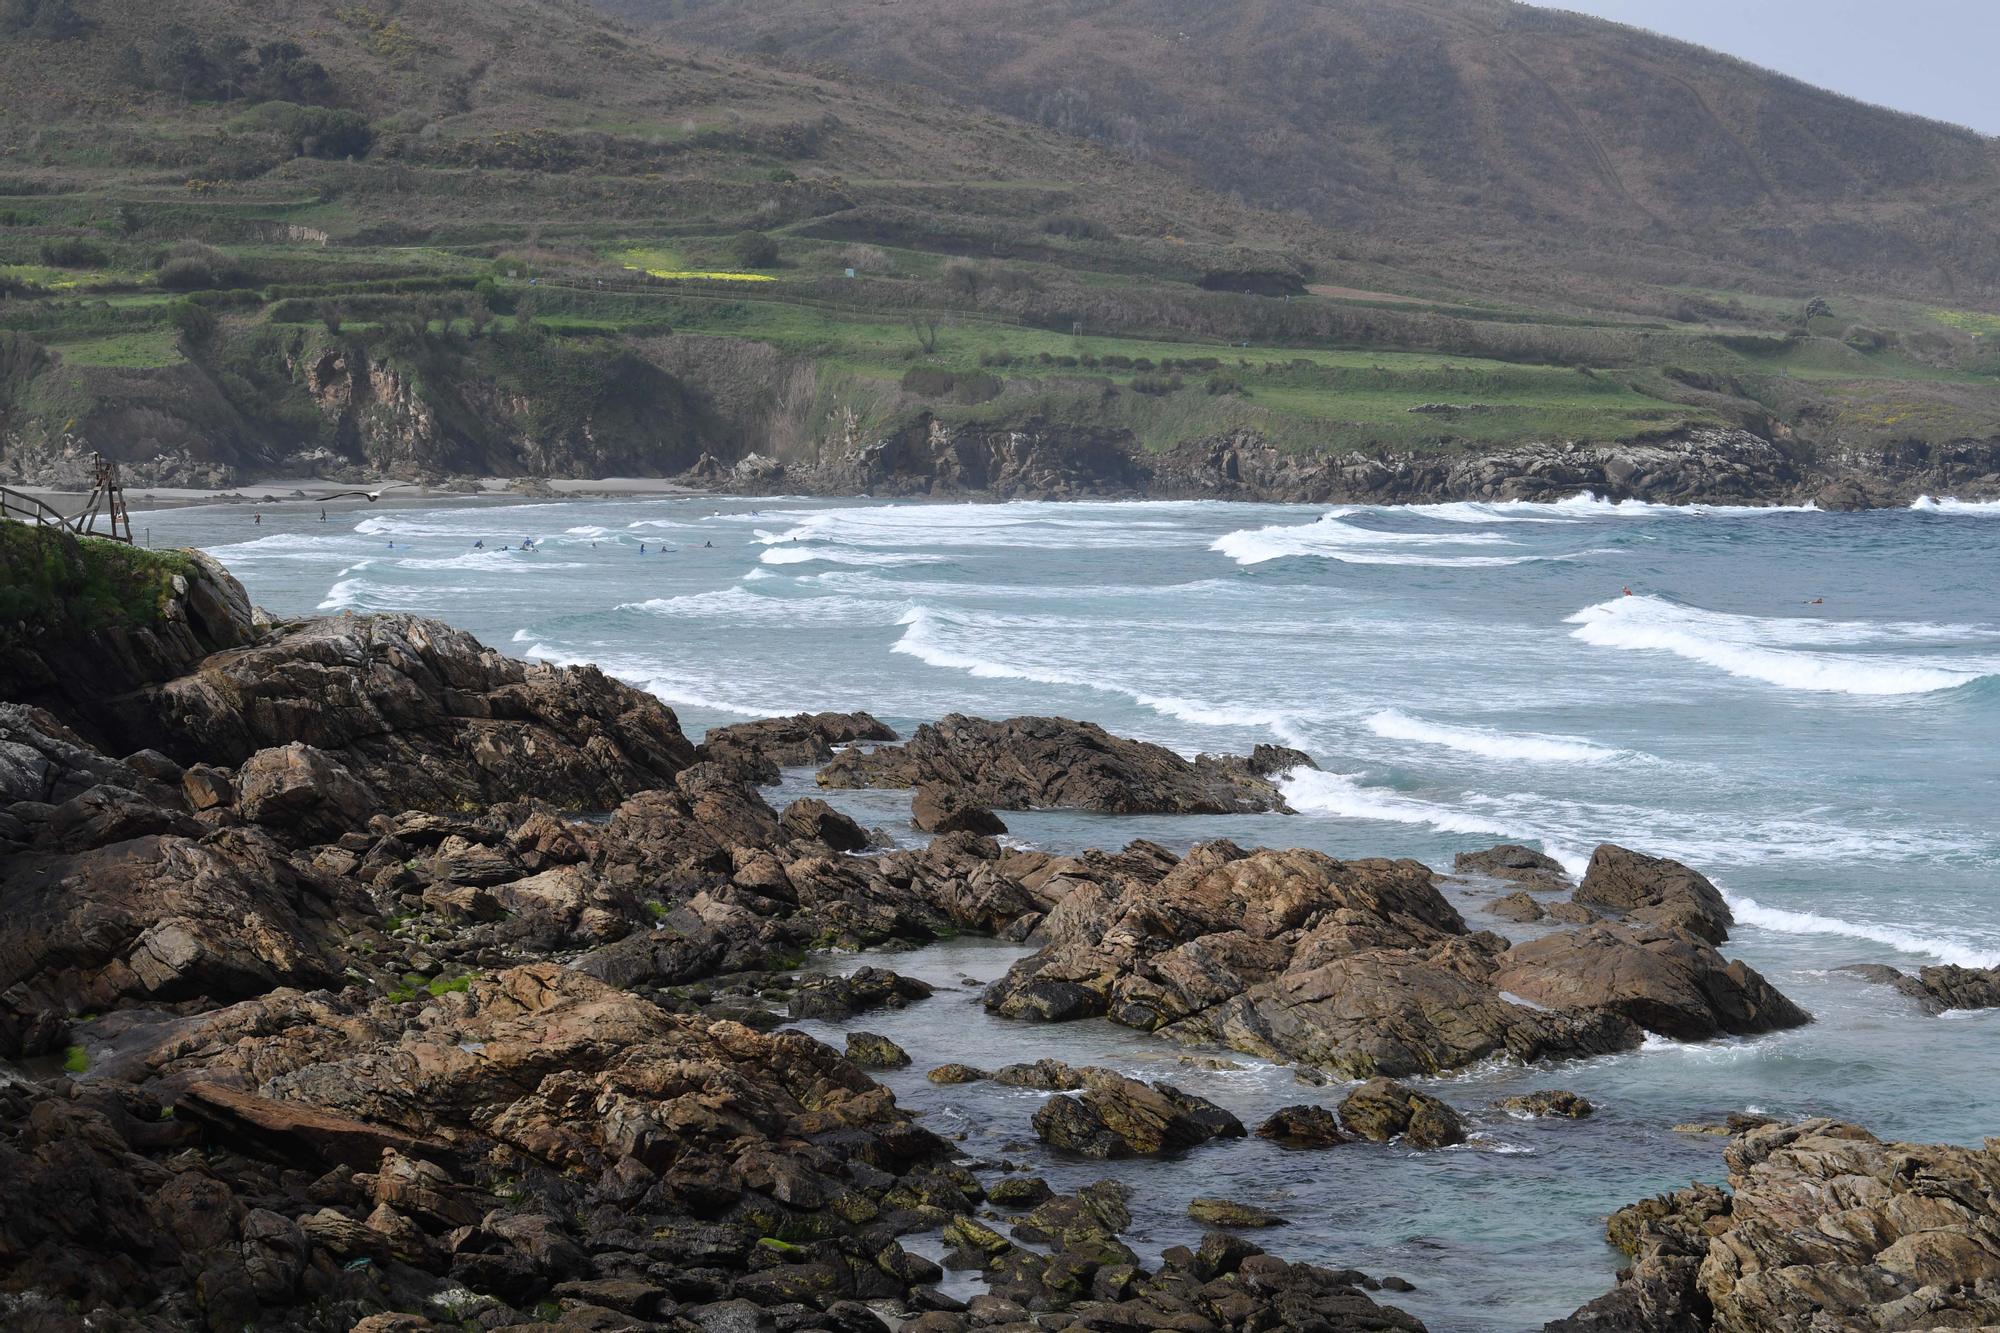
xmin=697 ymin=421 xmax=2000 ymax=511
xmin=4 ymin=531 xmax=1999 ymax=1331
xmin=14 ymin=421 xmax=2000 ymax=513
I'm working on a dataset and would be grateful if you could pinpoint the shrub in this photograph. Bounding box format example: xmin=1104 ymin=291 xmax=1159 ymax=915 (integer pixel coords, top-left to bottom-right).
xmin=155 ymin=241 xmax=251 ymax=291
xmin=37 ymin=237 xmax=107 ymax=269
xmin=731 ymin=230 xmax=779 ymax=268
xmin=168 ymin=299 xmax=218 ymax=346
xmin=0 ymin=0 xmax=90 ymax=40
xmin=900 ymin=366 xmax=956 ymax=397
xmin=1042 ymin=214 xmax=1110 ymax=241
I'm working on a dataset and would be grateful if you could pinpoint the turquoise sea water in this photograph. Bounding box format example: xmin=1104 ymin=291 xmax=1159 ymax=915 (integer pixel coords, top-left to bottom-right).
xmin=150 ymin=492 xmax=2000 ymax=1329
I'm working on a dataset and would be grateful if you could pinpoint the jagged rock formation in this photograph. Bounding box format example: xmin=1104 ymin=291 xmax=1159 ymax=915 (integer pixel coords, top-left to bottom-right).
xmin=1550 ymin=1118 xmax=2000 ymax=1331
xmin=983 ymin=840 xmax=1808 ymax=1077
xmin=1842 ymin=961 xmax=2000 ymax=1015
xmin=817 ymin=713 xmax=1310 ymax=815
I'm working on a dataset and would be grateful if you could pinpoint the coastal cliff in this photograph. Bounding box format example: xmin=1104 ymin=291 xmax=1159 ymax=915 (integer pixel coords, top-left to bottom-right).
xmin=714 ymin=417 xmax=2000 ymax=510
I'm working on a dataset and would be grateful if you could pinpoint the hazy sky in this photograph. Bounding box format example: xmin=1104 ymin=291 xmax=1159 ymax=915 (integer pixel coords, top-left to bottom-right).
xmin=1521 ymin=1 xmax=2000 ymax=136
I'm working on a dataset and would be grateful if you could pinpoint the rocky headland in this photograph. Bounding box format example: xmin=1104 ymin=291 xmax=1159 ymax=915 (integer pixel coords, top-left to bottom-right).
xmin=3 ymin=526 xmax=1996 ymax=1331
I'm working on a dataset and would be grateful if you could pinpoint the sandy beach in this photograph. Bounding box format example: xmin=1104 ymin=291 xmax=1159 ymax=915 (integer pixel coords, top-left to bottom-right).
xmin=12 ymin=474 xmax=711 ymax=517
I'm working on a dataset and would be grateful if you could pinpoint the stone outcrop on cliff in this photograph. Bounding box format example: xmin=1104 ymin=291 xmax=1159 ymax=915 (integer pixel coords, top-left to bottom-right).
xmin=1549 ymin=1118 xmax=2000 ymax=1331
xmin=817 ymin=713 xmax=1309 ymax=815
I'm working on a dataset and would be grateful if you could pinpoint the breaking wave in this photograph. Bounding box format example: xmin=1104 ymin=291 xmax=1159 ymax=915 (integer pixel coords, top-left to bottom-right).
xmin=1565 ymin=595 xmax=1997 ymax=696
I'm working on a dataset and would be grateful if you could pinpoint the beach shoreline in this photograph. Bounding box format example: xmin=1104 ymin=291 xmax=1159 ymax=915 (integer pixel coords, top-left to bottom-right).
xmin=13 ymin=474 xmax=713 ymax=515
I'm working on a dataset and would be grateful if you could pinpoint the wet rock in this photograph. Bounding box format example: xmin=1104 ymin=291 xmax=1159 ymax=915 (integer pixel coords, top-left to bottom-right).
xmin=788 ymin=967 xmax=934 ymax=1020
xmin=697 ymin=712 xmax=897 ymax=783
xmin=1492 ymin=923 xmax=1810 ymax=1040
xmin=844 ymin=1031 xmax=911 ymax=1069
xmin=1031 ymin=1069 xmax=1245 ymax=1158
xmin=1188 ymin=1198 xmax=1289 ymax=1228
xmin=1255 ymin=1104 xmax=1348 ymax=1148
xmin=910 ymin=784 xmax=1008 ymax=836
xmin=1497 ymin=1089 xmax=1595 ymax=1119
xmin=777 ymin=797 xmax=871 ymax=852
xmin=1338 ymin=1079 xmax=1467 ymax=1148
xmin=986 ymin=839 xmax=1647 ymax=1077
xmin=1543 ymin=900 xmax=1602 ymax=925
xmin=989 ymin=1059 xmax=1084 ymax=1090
xmin=1551 ymin=1118 xmax=2000 ymax=1332
xmin=818 ymin=714 xmax=1301 ymax=814
xmin=1574 ymin=844 xmax=1733 ymax=944
xmin=1842 ymin=961 xmax=2000 ymax=1015
xmin=1488 ymin=890 xmax=1546 ymax=923
xmin=1453 ymin=843 xmax=1570 ymax=890
xmin=926 ymin=1063 xmax=988 ymax=1084
xmin=987 ymin=1176 xmax=1054 ymax=1208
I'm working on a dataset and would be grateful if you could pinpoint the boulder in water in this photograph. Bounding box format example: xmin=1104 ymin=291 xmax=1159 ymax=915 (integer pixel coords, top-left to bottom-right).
xmin=1338 ymin=1079 xmax=1467 ymax=1148
xmin=1573 ymin=844 xmax=1734 ymax=944
xmin=818 ymin=713 xmax=1302 ymax=815
xmin=1031 ymin=1069 xmax=1245 ymax=1158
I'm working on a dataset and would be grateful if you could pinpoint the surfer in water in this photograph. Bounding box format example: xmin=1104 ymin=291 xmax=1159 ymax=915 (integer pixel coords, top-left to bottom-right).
xmin=639 ymin=543 xmax=646 ymax=554
xmin=472 ymin=539 xmax=484 ymax=550
xmin=253 ymin=512 xmax=261 ymax=525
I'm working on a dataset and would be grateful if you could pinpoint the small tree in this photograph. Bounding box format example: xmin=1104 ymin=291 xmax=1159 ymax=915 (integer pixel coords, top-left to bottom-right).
xmin=316 ymin=301 xmax=342 ymax=336
xmin=908 ymin=310 xmax=941 ymax=354
xmin=731 ymin=230 xmax=779 ymax=269
xmin=942 ymin=260 xmax=982 ymax=301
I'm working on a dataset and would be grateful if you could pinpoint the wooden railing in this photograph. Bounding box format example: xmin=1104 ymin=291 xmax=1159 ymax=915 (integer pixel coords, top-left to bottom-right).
xmin=0 ymin=454 xmax=133 ymax=543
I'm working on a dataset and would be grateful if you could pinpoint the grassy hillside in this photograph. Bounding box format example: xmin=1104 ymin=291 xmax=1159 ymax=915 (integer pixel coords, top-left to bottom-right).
xmin=0 ymin=0 xmax=1995 ymax=485
xmin=619 ymin=0 xmax=2000 ymax=305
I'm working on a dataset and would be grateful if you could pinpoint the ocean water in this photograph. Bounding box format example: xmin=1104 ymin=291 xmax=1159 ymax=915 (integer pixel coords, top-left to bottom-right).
xmin=148 ymin=492 xmax=2000 ymax=1329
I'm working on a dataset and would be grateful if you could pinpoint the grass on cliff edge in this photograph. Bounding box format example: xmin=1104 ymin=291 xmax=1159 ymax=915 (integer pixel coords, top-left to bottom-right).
xmin=0 ymin=522 xmax=194 ymax=633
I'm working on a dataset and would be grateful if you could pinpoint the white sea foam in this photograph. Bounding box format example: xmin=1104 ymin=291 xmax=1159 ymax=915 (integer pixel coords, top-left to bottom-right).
xmin=521 ymin=641 xmax=786 ymax=717
xmin=1365 ymin=709 xmax=1635 ymax=766
xmin=749 ymin=501 xmax=1203 ymax=552
xmin=759 ymin=545 xmax=947 ymax=568
xmin=1566 ymin=595 xmax=1997 ymax=695
xmin=892 ymin=607 xmax=1312 ymax=746
xmin=1212 ymin=513 xmax=1517 ymax=565
xmin=1720 ymin=891 xmax=2000 ymax=968
xmin=1277 ymin=769 xmax=1589 ymax=873
xmin=619 ymin=586 xmax=907 ymax=626
xmin=1912 ymin=495 xmax=2000 ymax=514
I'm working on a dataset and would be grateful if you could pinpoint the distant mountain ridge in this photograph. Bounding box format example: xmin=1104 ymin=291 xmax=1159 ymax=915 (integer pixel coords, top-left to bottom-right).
xmin=615 ymin=0 xmax=2000 ymax=300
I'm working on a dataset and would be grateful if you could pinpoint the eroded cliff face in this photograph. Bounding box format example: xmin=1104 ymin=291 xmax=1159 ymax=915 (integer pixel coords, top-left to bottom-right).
xmin=727 ymin=416 xmax=2000 ymax=508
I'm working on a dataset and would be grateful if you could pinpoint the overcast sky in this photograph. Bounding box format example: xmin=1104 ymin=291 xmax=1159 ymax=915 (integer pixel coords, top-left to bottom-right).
xmin=1520 ymin=1 xmax=1999 ymax=136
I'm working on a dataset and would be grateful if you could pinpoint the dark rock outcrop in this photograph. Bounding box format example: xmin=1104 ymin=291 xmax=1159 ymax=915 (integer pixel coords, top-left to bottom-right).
xmin=1031 ymin=1069 xmax=1246 ymax=1158
xmin=1574 ymin=844 xmax=1734 ymax=944
xmin=1337 ymin=1079 xmax=1467 ymax=1148
xmin=1842 ymin=961 xmax=2000 ymax=1015
xmin=819 ymin=714 xmax=1304 ymax=815
xmin=697 ymin=711 xmax=897 ymax=783
xmin=987 ymin=840 xmax=1644 ymax=1076
xmin=1255 ymin=1104 xmax=1349 ymax=1148
xmin=1497 ymin=1090 xmax=1595 ymax=1120
xmin=1491 ymin=923 xmax=1810 ymax=1041
xmin=1453 ymin=843 xmax=1571 ymax=890
xmin=148 ymin=613 xmax=697 ymax=812
xmin=910 ymin=784 xmax=1008 ymax=836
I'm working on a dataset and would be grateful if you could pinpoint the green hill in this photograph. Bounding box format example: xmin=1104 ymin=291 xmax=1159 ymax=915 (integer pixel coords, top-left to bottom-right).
xmin=615 ymin=0 xmax=2000 ymax=304
xmin=0 ymin=0 xmax=1995 ymax=491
